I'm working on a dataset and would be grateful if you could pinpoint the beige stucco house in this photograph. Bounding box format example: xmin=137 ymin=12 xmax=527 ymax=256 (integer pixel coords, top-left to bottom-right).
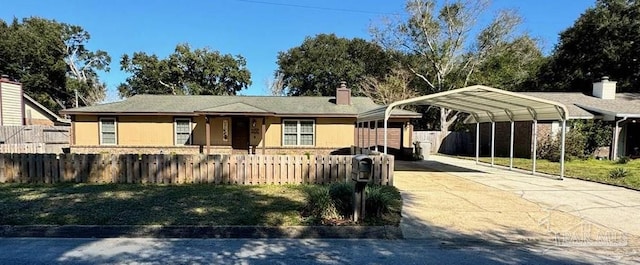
xmin=61 ymin=84 xmax=420 ymax=155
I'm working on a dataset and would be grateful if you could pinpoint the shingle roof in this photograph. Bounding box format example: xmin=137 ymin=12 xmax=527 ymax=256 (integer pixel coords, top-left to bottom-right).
xmin=62 ymin=94 xmax=421 ymax=118
xmin=521 ymin=92 xmax=640 ymax=119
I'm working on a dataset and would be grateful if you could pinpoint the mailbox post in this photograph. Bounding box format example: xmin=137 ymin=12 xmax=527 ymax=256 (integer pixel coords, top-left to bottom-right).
xmin=351 ymin=155 xmax=373 ymax=222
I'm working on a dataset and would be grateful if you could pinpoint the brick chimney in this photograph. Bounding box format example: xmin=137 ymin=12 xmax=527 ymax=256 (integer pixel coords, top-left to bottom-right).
xmin=335 ymin=81 xmax=351 ymax=105
xmin=592 ymin=76 xmax=617 ymax=99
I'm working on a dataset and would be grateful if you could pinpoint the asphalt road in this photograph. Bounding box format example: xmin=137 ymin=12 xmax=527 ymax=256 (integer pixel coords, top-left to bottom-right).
xmin=0 ymin=237 xmax=637 ymax=264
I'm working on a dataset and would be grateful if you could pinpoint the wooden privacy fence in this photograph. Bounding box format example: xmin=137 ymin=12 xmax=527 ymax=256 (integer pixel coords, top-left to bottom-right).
xmin=0 ymin=154 xmax=394 ymax=185
xmin=0 ymin=126 xmax=70 ymax=144
xmin=0 ymin=143 xmax=45 ymax=154
xmin=413 ymin=131 xmax=473 ymax=154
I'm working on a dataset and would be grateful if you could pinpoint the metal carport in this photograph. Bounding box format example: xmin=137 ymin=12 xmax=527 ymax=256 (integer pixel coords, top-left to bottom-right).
xmin=358 ymin=85 xmax=570 ymax=179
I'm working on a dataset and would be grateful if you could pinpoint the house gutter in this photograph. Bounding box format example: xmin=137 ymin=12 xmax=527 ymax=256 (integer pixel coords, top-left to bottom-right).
xmin=613 ymin=116 xmax=629 ymax=159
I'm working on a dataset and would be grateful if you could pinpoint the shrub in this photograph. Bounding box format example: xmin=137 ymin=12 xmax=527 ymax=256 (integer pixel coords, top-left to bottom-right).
xmin=616 ymin=156 xmax=631 ymax=164
xmin=575 ymin=120 xmax=612 ymax=155
xmin=303 ymin=186 xmax=339 ymax=221
xmin=302 ymin=184 xmax=401 ymax=223
xmin=365 ymin=185 xmax=401 ymax=217
xmin=537 ymin=125 xmax=587 ymax=162
xmin=329 ymin=182 xmax=353 ymax=217
xmin=609 ymin=168 xmax=631 ymax=179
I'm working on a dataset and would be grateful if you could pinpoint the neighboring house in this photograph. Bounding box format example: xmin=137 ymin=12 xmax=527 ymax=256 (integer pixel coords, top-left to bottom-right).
xmin=477 ymin=77 xmax=640 ymax=159
xmin=0 ymin=76 xmax=70 ymax=126
xmin=61 ymin=83 xmax=420 ymax=155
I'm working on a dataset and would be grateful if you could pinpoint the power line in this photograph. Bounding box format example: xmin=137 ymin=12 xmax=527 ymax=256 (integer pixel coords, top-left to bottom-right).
xmin=235 ymin=0 xmax=399 ymax=15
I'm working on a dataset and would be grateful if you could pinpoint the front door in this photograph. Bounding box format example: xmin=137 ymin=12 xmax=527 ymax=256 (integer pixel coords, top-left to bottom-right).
xmin=232 ymin=117 xmax=250 ymax=152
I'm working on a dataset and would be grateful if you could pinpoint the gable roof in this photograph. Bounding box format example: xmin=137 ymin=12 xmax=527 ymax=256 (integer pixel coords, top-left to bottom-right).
xmin=521 ymin=92 xmax=640 ymax=120
xmin=360 ymin=85 xmax=571 ymax=123
xmin=198 ymin=102 xmax=273 ymax=115
xmin=61 ymin=94 xmax=421 ymax=119
xmin=23 ymin=94 xmax=70 ymax=124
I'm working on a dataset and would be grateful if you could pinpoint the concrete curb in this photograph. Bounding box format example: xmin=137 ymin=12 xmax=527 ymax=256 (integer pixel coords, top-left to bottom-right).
xmin=0 ymin=225 xmax=403 ymax=239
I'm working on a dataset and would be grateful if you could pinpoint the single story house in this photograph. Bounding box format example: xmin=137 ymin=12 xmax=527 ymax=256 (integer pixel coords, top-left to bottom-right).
xmin=61 ymin=83 xmax=420 ymax=155
xmin=0 ymin=76 xmax=70 ymax=126
xmin=476 ymin=77 xmax=640 ymax=159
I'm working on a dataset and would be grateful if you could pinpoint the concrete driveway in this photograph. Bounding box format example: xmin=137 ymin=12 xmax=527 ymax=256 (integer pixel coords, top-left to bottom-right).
xmin=395 ymin=155 xmax=640 ymax=263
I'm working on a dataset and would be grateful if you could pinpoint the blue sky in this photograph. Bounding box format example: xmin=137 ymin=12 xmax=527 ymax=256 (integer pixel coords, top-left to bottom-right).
xmin=1 ymin=0 xmax=594 ymax=102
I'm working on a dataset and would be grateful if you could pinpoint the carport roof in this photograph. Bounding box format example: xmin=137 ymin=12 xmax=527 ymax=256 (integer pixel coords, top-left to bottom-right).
xmin=357 ymin=85 xmax=569 ymax=123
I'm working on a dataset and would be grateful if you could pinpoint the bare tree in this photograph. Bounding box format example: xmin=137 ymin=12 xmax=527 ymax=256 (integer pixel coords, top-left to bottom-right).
xmin=265 ymin=72 xmax=286 ymax=96
xmin=359 ymin=67 xmax=418 ymax=107
xmin=371 ymin=0 xmax=521 ymax=147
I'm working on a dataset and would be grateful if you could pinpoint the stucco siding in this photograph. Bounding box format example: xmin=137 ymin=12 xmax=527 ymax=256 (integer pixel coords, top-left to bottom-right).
xmin=74 ymin=115 xmax=99 ymax=145
xmin=315 ymin=117 xmax=355 ymax=148
xmin=117 ymin=116 xmax=175 ymax=146
xmin=264 ymin=117 xmax=281 ymax=147
xmin=72 ymin=115 xmax=359 ymax=151
xmin=192 ymin=116 xmax=232 ymax=147
xmin=1 ymin=82 xmax=23 ymax=125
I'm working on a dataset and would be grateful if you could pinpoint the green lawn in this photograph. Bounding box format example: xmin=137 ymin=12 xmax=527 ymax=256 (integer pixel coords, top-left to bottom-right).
xmin=457 ymin=156 xmax=640 ymax=190
xmin=0 ymin=184 xmax=306 ymax=226
xmin=0 ymin=183 xmax=402 ymax=226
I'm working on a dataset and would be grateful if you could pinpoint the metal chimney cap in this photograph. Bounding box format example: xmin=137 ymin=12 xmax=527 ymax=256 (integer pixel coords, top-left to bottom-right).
xmin=601 ymin=76 xmax=610 ymax=81
xmin=339 ymin=81 xmax=347 ymax=88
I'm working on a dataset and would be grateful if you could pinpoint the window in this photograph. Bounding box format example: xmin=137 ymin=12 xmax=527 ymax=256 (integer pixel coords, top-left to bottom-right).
xmin=175 ymin=118 xmax=192 ymax=145
xmin=99 ymin=118 xmax=117 ymax=145
xmin=282 ymin=120 xmax=315 ymax=146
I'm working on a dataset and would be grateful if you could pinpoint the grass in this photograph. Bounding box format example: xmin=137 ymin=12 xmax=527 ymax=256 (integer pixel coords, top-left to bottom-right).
xmin=456 ymin=156 xmax=640 ymax=190
xmin=0 ymin=184 xmax=306 ymax=226
xmin=0 ymin=183 xmax=402 ymax=226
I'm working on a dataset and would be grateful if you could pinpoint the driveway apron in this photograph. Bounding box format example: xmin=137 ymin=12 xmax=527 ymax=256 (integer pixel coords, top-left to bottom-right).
xmin=394 ymin=155 xmax=640 ymax=260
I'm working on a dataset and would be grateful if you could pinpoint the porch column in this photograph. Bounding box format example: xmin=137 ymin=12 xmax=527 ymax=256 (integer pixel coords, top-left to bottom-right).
xmin=354 ymin=122 xmax=359 ymax=154
xmin=70 ymin=115 xmax=76 ymax=146
xmin=400 ymin=122 xmax=405 ymax=153
xmin=204 ymin=116 xmax=211 ymax=155
xmin=261 ymin=118 xmax=266 ymax=155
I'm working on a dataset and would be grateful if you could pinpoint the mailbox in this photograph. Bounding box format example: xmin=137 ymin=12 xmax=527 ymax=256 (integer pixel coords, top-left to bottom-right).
xmin=351 ymin=155 xmax=373 ymax=182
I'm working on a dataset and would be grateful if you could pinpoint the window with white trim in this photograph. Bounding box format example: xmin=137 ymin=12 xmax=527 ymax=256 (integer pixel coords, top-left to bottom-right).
xmin=174 ymin=118 xmax=192 ymax=145
xmin=99 ymin=118 xmax=117 ymax=145
xmin=283 ymin=120 xmax=314 ymax=146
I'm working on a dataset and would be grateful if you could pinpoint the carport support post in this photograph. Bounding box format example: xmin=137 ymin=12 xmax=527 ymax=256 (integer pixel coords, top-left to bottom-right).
xmin=509 ymin=120 xmax=514 ymax=170
xmin=384 ymin=116 xmax=389 ymax=155
xmin=532 ymin=120 xmax=538 ymax=175
xmin=374 ymin=120 xmax=379 ymax=152
xmin=491 ymin=121 xmax=495 ymax=166
xmin=475 ymin=122 xmax=479 ymax=164
xmin=559 ymin=119 xmax=567 ymax=180
xmin=367 ymin=121 xmax=371 ymax=150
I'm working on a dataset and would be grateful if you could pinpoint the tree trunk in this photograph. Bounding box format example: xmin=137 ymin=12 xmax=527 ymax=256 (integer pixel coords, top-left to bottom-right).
xmin=437 ymin=108 xmax=457 ymax=153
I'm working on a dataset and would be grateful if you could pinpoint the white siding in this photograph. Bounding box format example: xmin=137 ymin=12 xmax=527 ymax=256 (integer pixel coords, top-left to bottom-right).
xmin=1 ymin=82 xmax=23 ymax=125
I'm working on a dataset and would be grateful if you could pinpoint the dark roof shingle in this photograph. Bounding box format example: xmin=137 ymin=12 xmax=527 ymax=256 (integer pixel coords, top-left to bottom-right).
xmin=63 ymin=95 xmax=420 ymax=118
